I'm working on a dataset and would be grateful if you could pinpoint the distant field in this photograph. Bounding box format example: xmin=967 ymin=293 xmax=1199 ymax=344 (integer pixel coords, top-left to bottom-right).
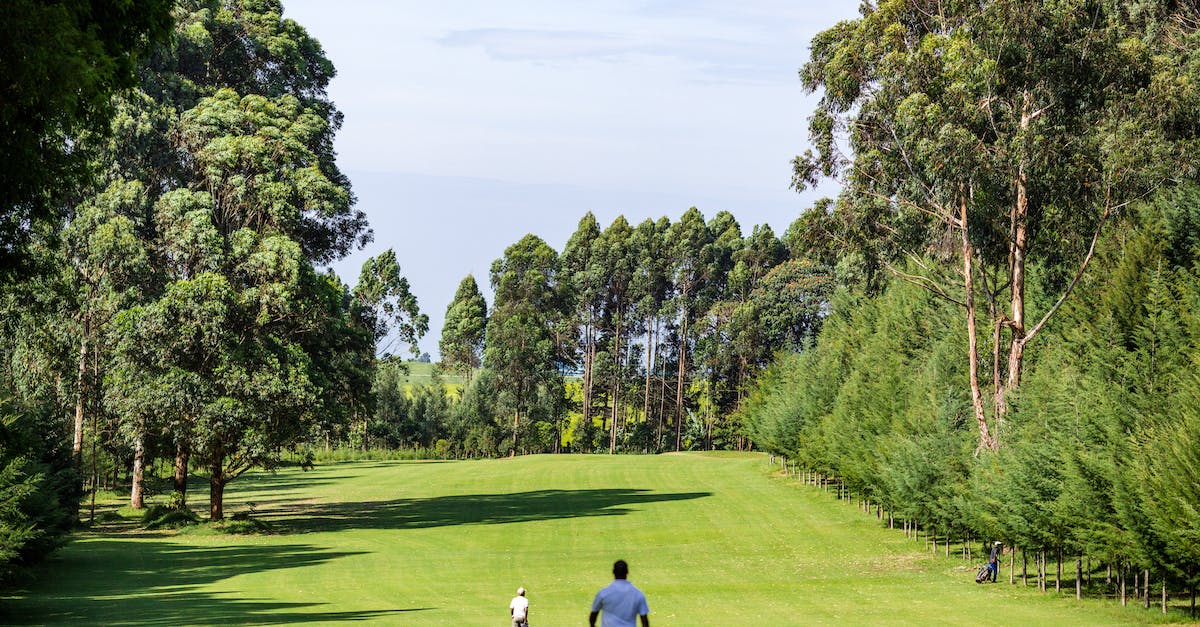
xmin=392 ymin=361 xmax=464 ymax=386
xmin=4 ymin=454 xmax=1183 ymax=625
xmin=387 ymin=361 xmax=465 ymax=399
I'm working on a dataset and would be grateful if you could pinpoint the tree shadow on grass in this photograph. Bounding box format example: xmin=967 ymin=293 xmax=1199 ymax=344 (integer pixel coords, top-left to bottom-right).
xmin=265 ymin=488 xmax=713 ymax=534
xmin=3 ymin=542 xmax=427 ymax=625
xmin=220 ymin=473 xmax=355 ymax=499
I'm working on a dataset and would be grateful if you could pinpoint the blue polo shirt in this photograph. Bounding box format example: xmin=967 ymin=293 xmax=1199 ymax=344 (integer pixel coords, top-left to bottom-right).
xmin=591 ymin=579 xmax=649 ymax=627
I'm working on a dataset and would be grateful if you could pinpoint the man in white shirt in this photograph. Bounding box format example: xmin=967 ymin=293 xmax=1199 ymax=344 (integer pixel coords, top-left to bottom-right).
xmin=510 ymin=587 xmax=529 ymax=627
xmin=589 ymin=560 xmax=650 ymax=627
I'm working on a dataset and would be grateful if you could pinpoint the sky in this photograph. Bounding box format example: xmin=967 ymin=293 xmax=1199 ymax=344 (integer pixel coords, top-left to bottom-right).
xmin=282 ymin=1 xmax=861 ymax=358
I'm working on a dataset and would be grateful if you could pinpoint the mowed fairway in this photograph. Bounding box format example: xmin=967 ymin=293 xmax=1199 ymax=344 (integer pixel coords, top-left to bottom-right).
xmin=5 ymin=453 xmax=1165 ymax=625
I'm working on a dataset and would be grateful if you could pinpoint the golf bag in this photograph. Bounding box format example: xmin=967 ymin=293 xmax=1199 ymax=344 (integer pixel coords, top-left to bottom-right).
xmin=975 ymin=564 xmax=991 ymax=583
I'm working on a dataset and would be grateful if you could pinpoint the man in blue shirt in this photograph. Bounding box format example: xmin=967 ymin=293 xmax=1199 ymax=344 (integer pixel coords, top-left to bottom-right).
xmin=988 ymin=541 xmax=1002 ymax=583
xmin=589 ymin=559 xmax=650 ymax=627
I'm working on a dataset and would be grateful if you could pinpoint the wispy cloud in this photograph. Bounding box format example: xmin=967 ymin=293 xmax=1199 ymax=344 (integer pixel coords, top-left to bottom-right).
xmin=439 ymin=27 xmax=792 ymax=86
xmin=440 ymin=29 xmax=645 ymax=62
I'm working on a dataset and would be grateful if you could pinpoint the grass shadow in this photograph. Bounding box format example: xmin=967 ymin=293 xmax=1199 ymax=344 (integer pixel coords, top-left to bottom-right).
xmin=266 ymin=488 xmax=713 ymax=534
xmin=2 ymin=542 xmax=424 ymax=625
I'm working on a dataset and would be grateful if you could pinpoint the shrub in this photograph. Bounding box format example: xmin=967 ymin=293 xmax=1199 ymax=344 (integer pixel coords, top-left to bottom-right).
xmin=141 ymin=505 xmax=199 ymax=530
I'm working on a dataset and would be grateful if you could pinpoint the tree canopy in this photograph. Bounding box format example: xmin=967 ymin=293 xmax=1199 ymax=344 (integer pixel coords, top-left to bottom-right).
xmin=796 ymin=0 xmax=1200 ymax=450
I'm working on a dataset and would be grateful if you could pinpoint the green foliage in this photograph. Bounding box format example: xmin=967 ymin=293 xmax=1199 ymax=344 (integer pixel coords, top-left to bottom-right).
xmin=354 ymin=249 xmax=428 ymax=353
xmin=744 ymin=259 xmax=832 ymax=352
xmin=141 ymin=504 xmax=200 ymax=530
xmin=0 ymin=410 xmax=80 ymax=582
xmin=370 ymin=368 xmax=451 ymax=450
xmin=795 ymin=0 xmax=1200 ymax=453
xmin=439 ymin=275 xmax=487 ymax=381
xmin=485 ymin=235 xmax=566 ymax=448
xmin=748 ymin=186 xmax=1200 ymax=601
xmin=85 ymin=0 xmax=390 ymax=522
xmin=0 ymin=0 xmax=174 ymax=269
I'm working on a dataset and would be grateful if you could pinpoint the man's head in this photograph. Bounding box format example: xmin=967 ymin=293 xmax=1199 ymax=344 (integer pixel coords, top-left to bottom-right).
xmin=994 ymin=541 xmax=1001 ymax=547
xmin=517 ymin=587 xmax=525 ymax=596
xmin=612 ymin=559 xmax=629 ymax=579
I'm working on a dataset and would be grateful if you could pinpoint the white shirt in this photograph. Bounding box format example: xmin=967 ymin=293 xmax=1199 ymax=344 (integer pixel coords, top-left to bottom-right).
xmin=591 ymin=579 xmax=649 ymax=627
xmin=510 ymin=595 xmax=529 ymax=620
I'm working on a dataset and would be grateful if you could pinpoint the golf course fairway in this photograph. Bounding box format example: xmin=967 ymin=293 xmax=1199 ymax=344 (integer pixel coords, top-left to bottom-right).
xmin=3 ymin=453 xmax=1176 ymax=625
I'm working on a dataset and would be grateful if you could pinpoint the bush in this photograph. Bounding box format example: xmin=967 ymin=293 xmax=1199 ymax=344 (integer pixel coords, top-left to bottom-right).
xmin=141 ymin=505 xmax=199 ymax=530
xmin=0 ymin=409 xmax=80 ymax=583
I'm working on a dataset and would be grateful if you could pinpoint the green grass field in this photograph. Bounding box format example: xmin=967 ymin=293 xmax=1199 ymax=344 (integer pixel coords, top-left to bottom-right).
xmin=391 ymin=361 xmax=454 ymax=385
xmin=3 ymin=453 xmax=1187 ymax=625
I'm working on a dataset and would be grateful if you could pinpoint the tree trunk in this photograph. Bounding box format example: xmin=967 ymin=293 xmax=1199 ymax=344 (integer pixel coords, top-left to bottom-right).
xmin=209 ymin=449 xmax=225 ymax=521
xmin=625 ymin=328 xmax=634 ymax=438
xmin=512 ymin=408 xmax=519 ymax=455
xmin=1021 ymin=548 xmax=1027 ymax=587
xmin=998 ymin=93 xmax=1033 ymax=423
xmin=130 ymin=433 xmax=146 ymax=510
xmin=644 ymin=317 xmax=655 ymax=447
xmin=553 ymin=404 xmax=561 ymax=454
xmin=961 ymin=198 xmax=996 ymax=452
xmin=658 ymin=340 xmax=669 ymax=452
xmin=89 ymin=416 xmax=98 ymax=524
xmin=609 ymin=378 xmax=618 ymax=454
xmin=675 ymin=312 xmax=688 ymax=451
xmin=1121 ymin=566 xmax=1127 ymax=606
xmin=610 ymin=309 xmax=621 ymax=455
xmin=1076 ymin=557 xmax=1082 ymax=600
xmin=174 ymin=441 xmax=190 ymax=506
xmin=72 ymin=334 xmax=88 ymax=466
xmin=1010 ymin=547 xmax=1015 ymax=585
xmin=1162 ymin=573 xmax=1167 ymax=614
xmin=1145 ymin=569 xmax=1151 ymax=609
xmin=1056 ymin=547 xmax=1062 ymax=593
xmin=582 ymin=318 xmax=594 ymax=445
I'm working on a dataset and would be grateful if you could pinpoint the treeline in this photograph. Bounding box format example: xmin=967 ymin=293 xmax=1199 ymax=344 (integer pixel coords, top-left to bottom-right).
xmin=0 ymin=0 xmax=176 ymax=580
xmin=362 ymin=210 xmax=834 ymax=458
xmin=0 ymin=0 xmax=428 ymax=580
xmin=745 ymin=1 xmax=1200 ymax=617
xmin=744 ymin=193 xmax=1200 ymax=611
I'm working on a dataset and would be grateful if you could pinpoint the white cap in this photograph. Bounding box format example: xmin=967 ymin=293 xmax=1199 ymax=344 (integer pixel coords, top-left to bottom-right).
xmin=517 ymin=587 xmax=525 ymax=596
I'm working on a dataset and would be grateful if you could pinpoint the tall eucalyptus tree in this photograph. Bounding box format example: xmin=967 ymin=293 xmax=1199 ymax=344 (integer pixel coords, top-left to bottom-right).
xmin=629 ymin=217 xmax=672 ymax=448
xmin=666 ymin=208 xmax=712 ymax=450
xmin=596 ymin=217 xmax=636 ymax=453
xmin=561 ymin=214 xmax=604 ymax=440
xmin=796 ymin=0 xmax=1200 ymax=450
xmin=485 ymin=235 xmax=565 ymax=454
xmin=440 ymin=275 xmax=488 ymax=385
xmin=84 ymin=0 xmax=382 ymax=518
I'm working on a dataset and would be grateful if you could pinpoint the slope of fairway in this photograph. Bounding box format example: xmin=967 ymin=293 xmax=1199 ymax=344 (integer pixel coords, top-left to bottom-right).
xmin=3 ymin=453 xmax=1175 ymax=625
